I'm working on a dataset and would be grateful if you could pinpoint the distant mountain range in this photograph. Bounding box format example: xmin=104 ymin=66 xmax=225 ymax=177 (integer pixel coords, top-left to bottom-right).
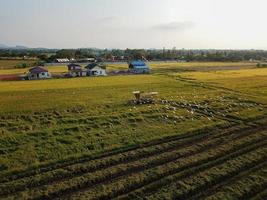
xmin=0 ymin=44 xmax=28 ymax=49
xmin=0 ymin=44 xmax=49 ymax=50
xmin=0 ymin=44 xmax=10 ymax=49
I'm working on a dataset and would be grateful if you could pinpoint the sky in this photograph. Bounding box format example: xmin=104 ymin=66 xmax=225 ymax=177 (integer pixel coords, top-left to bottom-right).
xmin=0 ymin=0 xmax=267 ymax=49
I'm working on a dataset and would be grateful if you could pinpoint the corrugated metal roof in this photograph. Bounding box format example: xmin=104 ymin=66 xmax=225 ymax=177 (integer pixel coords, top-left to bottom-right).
xmin=129 ymin=61 xmax=147 ymax=66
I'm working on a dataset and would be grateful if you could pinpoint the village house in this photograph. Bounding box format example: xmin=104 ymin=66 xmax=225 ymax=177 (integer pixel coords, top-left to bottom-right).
xmin=67 ymin=63 xmax=87 ymax=77
xmin=27 ymin=66 xmax=51 ymax=80
xmin=85 ymin=63 xmax=107 ymax=76
xmin=128 ymin=60 xmax=150 ymax=74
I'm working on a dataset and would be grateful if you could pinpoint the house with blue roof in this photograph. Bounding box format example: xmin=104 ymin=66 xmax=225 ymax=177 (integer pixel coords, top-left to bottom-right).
xmin=128 ymin=60 xmax=150 ymax=74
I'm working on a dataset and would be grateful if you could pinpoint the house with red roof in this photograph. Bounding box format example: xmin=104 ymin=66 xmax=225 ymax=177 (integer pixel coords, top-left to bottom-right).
xmin=27 ymin=66 xmax=52 ymax=80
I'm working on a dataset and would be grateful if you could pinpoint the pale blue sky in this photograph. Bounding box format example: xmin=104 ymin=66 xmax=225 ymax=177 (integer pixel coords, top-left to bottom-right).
xmin=0 ymin=0 xmax=267 ymax=49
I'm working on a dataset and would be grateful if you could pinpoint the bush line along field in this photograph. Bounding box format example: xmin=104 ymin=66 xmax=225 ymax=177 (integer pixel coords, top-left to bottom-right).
xmin=0 ymin=62 xmax=266 ymax=199
xmin=0 ymin=60 xmax=36 ymax=70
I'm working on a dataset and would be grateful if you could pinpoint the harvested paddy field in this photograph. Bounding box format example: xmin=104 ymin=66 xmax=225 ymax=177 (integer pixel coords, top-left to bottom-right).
xmin=0 ymin=63 xmax=266 ymax=199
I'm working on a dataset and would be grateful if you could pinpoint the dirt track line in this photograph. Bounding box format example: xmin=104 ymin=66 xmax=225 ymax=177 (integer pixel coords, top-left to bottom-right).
xmin=55 ymin=134 xmax=267 ymax=200
xmin=0 ymin=123 xmax=236 ymax=195
xmin=147 ymin=154 xmax=267 ymax=200
xmin=0 ymin=121 xmax=246 ymax=189
xmin=182 ymin=159 xmax=267 ymax=200
xmin=15 ymin=127 xmax=266 ymax=199
xmin=0 ymin=134 xmax=218 ymax=197
xmin=175 ymin=75 xmax=264 ymax=100
xmin=0 ymin=122 xmax=230 ymax=184
xmin=1 ymin=119 xmax=266 ymax=200
xmin=111 ymin=139 xmax=267 ymax=200
xmin=27 ymin=131 xmax=239 ymax=200
xmin=2 ymin=115 xmax=266 ymax=186
xmin=239 ymin=180 xmax=267 ymax=200
xmin=4 ymin=121 xmax=265 ymax=199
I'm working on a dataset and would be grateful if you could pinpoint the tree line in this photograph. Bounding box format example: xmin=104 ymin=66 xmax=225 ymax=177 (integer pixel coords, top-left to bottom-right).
xmin=1 ymin=48 xmax=267 ymax=62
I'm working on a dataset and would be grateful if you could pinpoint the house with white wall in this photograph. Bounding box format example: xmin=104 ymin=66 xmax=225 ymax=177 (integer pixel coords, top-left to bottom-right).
xmin=67 ymin=64 xmax=87 ymax=77
xmin=27 ymin=66 xmax=51 ymax=80
xmin=85 ymin=63 xmax=107 ymax=76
